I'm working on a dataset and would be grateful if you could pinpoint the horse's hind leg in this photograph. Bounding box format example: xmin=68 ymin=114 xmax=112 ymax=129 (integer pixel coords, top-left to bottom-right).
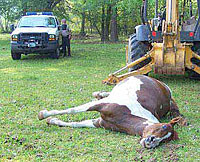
xmin=170 ymin=98 xmax=182 ymax=117
xmin=47 ymin=117 xmax=101 ymax=128
xmin=38 ymin=98 xmax=108 ymax=120
xmin=170 ymin=98 xmax=187 ymax=125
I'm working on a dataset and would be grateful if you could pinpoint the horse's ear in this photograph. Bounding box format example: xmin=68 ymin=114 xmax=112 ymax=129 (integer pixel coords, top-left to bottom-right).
xmin=169 ymin=117 xmax=182 ymax=126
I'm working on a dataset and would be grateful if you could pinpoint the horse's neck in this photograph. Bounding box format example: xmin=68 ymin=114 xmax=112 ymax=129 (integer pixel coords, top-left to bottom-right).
xmin=128 ymin=116 xmax=157 ymax=136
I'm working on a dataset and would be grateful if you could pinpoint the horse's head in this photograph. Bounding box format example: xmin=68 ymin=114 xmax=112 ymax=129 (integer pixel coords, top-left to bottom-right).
xmin=140 ymin=117 xmax=181 ymax=148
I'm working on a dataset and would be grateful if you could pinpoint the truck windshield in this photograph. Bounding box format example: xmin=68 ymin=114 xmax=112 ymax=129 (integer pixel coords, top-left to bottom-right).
xmin=18 ymin=17 xmax=56 ymax=28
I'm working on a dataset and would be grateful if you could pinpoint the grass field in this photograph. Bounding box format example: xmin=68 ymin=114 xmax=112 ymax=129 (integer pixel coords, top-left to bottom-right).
xmin=0 ymin=33 xmax=199 ymax=161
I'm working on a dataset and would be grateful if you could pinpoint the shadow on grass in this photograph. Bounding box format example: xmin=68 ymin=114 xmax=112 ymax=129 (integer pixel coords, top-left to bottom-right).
xmin=21 ymin=54 xmax=56 ymax=61
xmin=19 ymin=50 xmax=87 ymax=61
xmin=150 ymin=74 xmax=199 ymax=84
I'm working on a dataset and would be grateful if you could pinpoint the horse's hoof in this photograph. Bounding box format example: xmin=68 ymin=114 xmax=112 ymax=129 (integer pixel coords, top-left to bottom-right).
xmin=46 ymin=117 xmax=58 ymax=125
xmin=92 ymin=91 xmax=100 ymax=97
xmin=92 ymin=91 xmax=103 ymax=100
xmin=38 ymin=110 xmax=48 ymax=120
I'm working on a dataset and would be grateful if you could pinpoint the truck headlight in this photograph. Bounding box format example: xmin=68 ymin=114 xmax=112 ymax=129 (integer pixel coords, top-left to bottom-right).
xmin=49 ymin=34 xmax=56 ymax=41
xmin=12 ymin=34 xmax=18 ymax=41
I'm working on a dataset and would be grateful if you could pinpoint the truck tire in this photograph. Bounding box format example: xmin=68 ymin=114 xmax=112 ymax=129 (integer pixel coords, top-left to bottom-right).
xmin=11 ymin=51 xmax=21 ymax=60
xmin=128 ymin=34 xmax=151 ymax=72
xmin=52 ymin=47 xmax=60 ymax=59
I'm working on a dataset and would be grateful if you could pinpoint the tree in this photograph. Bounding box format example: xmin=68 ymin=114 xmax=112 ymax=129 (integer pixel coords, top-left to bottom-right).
xmin=0 ymin=0 xmax=20 ymax=32
xmin=0 ymin=0 xmax=65 ymax=32
xmin=0 ymin=0 xmax=157 ymax=37
xmin=105 ymin=4 xmax=112 ymax=41
xmin=80 ymin=0 xmax=86 ymax=37
xmin=101 ymin=1 xmax=105 ymax=41
xmin=110 ymin=5 xmax=118 ymax=42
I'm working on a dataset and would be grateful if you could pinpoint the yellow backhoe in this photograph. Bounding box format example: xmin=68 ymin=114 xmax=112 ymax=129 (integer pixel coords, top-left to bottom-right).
xmin=103 ymin=0 xmax=200 ymax=85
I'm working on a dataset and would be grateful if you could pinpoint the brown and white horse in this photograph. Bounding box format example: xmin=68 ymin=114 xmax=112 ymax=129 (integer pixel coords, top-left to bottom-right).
xmin=38 ymin=75 xmax=185 ymax=148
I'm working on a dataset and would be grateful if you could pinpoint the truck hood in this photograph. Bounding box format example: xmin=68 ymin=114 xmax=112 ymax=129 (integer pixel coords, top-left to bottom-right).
xmin=11 ymin=27 xmax=57 ymax=35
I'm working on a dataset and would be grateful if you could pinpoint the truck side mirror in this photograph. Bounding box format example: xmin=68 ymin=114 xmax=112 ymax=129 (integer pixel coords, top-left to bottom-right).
xmin=10 ymin=24 xmax=15 ymax=32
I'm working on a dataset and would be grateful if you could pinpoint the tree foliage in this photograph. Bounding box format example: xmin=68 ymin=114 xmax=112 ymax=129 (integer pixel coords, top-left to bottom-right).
xmin=0 ymin=0 xmax=21 ymax=31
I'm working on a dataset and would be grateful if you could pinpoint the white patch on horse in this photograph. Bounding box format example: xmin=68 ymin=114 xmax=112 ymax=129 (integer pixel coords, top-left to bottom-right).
xmin=143 ymin=120 xmax=154 ymax=126
xmin=104 ymin=76 xmax=159 ymax=123
xmin=64 ymin=98 xmax=107 ymax=114
xmin=48 ymin=118 xmax=97 ymax=128
xmin=159 ymin=132 xmax=172 ymax=141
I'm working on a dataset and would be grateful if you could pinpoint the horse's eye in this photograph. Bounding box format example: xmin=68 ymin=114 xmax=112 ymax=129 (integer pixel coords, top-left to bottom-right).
xmin=162 ymin=125 xmax=167 ymax=130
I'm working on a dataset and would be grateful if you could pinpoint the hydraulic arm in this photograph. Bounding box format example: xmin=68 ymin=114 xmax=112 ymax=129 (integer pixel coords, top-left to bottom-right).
xmin=103 ymin=0 xmax=200 ymax=85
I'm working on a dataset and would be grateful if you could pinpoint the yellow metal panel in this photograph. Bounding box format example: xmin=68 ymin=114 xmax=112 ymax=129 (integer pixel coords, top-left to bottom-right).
xmin=166 ymin=0 xmax=179 ymax=24
xmin=153 ymin=43 xmax=163 ymax=67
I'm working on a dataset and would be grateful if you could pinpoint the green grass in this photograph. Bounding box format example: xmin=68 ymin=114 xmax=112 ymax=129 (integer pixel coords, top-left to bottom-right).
xmin=0 ymin=33 xmax=199 ymax=161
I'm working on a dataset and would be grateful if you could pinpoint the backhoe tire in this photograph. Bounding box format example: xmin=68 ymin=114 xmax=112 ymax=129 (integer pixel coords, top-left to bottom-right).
xmin=128 ymin=34 xmax=151 ymax=72
xmin=189 ymin=43 xmax=200 ymax=80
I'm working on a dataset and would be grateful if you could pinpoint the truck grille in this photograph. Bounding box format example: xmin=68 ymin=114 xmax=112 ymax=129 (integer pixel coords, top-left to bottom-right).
xmin=19 ymin=33 xmax=48 ymax=44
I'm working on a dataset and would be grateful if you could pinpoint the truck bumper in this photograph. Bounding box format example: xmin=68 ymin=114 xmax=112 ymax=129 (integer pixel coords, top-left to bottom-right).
xmin=11 ymin=41 xmax=58 ymax=54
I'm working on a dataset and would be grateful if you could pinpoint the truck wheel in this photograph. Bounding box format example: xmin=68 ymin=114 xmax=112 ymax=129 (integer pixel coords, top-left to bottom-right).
xmin=11 ymin=52 xmax=21 ymax=60
xmin=52 ymin=47 xmax=60 ymax=59
xmin=128 ymin=34 xmax=151 ymax=72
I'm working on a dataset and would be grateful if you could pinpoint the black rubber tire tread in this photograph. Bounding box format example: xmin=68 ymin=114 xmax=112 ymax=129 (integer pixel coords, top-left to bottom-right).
xmin=128 ymin=34 xmax=151 ymax=71
xmin=52 ymin=47 xmax=60 ymax=59
xmin=189 ymin=43 xmax=200 ymax=79
xmin=11 ymin=51 xmax=21 ymax=60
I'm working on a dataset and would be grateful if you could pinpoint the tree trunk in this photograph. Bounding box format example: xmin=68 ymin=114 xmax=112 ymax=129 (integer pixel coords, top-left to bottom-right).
xmin=0 ymin=17 xmax=4 ymax=32
xmin=80 ymin=0 xmax=86 ymax=37
xmin=88 ymin=12 xmax=93 ymax=34
xmin=124 ymin=24 xmax=128 ymax=36
xmin=4 ymin=18 xmax=8 ymax=32
xmin=90 ymin=22 xmax=93 ymax=34
xmin=101 ymin=4 xmax=105 ymax=42
xmin=110 ymin=6 xmax=118 ymax=42
xmin=105 ymin=5 xmax=111 ymax=41
xmin=80 ymin=12 xmax=86 ymax=37
xmin=123 ymin=9 xmax=128 ymax=36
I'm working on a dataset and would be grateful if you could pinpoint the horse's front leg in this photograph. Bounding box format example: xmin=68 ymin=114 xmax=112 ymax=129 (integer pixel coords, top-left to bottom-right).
xmin=46 ymin=117 xmax=101 ymax=128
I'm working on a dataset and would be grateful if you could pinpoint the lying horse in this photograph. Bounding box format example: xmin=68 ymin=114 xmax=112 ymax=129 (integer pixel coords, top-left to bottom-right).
xmin=38 ymin=75 xmax=184 ymax=148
